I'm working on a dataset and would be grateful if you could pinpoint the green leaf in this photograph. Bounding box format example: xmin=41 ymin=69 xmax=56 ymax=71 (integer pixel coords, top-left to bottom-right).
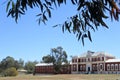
xmin=71 ymin=0 xmax=77 ymax=5
xmin=101 ymin=21 xmax=109 ymax=29
xmin=37 ymin=18 xmax=41 ymax=25
xmin=12 ymin=1 xmax=15 ymax=8
xmin=53 ymin=24 xmax=58 ymax=27
xmin=65 ymin=21 xmax=71 ymax=33
xmin=88 ymin=31 xmax=92 ymax=42
xmin=82 ymin=35 xmax=84 ymax=46
xmin=6 ymin=1 xmax=11 ymax=12
xmin=18 ymin=10 xmax=25 ymax=15
xmin=62 ymin=24 xmax=65 ymax=33
xmin=63 ymin=0 xmax=66 ymax=4
xmin=7 ymin=9 xmax=12 ymax=17
xmin=43 ymin=14 xmax=48 ymax=21
xmin=45 ymin=0 xmax=51 ymax=6
xmin=37 ymin=0 xmax=43 ymax=12
xmin=83 ymin=34 xmax=87 ymax=38
xmin=47 ymin=9 xmax=51 ymax=18
xmin=78 ymin=32 xmax=82 ymax=41
xmin=36 ymin=13 xmax=42 ymax=17
xmin=86 ymin=22 xmax=95 ymax=32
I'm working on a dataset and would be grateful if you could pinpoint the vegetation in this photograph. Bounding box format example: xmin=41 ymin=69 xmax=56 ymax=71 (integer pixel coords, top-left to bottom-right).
xmin=0 ymin=46 xmax=67 ymax=76
xmin=0 ymin=56 xmax=23 ymax=76
xmin=1 ymin=67 xmax=18 ymax=77
xmin=5 ymin=0 xmax=120 ymax=45
xmin=0 ymin=56 xmax=38 ymax=76
xmin=42 ymin=46 xmax=68 ymax=74
xmin=24 ymin=61 xmax=38 ymax=74
xmin=0 ymin=56 xmax=21 ymax=70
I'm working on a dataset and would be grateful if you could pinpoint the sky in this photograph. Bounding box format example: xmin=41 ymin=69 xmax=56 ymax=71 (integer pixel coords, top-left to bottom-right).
xmin=0 ymin=1 xmax=120 ymax=62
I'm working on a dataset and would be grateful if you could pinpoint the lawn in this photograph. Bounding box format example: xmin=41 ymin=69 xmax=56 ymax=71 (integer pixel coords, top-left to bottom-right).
xmin=0 ymin=74 xmax=120 ymax=80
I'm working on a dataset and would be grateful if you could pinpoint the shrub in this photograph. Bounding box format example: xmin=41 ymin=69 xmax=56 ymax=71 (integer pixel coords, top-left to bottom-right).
xmin=3 ymin=67 xmax=18 ymax=77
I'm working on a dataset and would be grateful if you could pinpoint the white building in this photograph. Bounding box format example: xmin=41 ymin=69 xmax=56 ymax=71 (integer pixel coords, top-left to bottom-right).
xmin=71 ymin=51 xmax=120 ymax=74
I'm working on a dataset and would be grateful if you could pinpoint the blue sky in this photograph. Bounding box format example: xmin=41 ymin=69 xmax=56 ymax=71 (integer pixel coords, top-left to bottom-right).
xmin=0 ymin=1 xmax=120 ymax=62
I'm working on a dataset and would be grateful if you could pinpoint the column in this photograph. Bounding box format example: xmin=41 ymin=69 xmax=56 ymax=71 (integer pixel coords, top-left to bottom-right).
xmin=104 ymin=62 xmax=105 ymax=73
xmin=77 ymin=58 xmax=78 ymax=73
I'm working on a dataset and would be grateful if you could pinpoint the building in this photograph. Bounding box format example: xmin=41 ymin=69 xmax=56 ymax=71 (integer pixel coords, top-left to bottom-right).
xmin=34 ymin=51 xmax=120 ymax=74
xmin=34 ymin=63 xmax=54 ymax=74
xmin=71 ymin=51 xmax=120 ymax=74
xmin=34 ymin=63 xmax=71 ymax=74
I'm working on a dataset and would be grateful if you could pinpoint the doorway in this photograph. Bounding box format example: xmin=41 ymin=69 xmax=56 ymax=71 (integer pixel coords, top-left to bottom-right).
xmin=88 ymin=67 xmax=90 ymax=71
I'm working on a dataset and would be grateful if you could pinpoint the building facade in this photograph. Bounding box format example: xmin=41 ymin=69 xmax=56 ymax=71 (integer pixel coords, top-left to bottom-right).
xmin=34 ymin=63 xmax=71 ymax=74
xmin=71 ymin=51 xmax=120 ymax=74
xmin=34 ymin=51 xmax=120 ymax=74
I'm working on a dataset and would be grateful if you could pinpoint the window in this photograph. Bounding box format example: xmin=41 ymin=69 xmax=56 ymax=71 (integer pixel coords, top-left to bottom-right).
xmin=94 ymin=58 xmax=96 ymax=61
xmin=100 ymin=64 xmax=103 ymax=70
xmin=107 ymin=64 xmax=110 ymax=71
xmin=75 ymin=59 xmax=77 ymax=62
xmin=96 ymin=58 xmax=98 ymax=61
xmin=72 ymin=59 xmax=74 ymax=63
xmin=83 ymin=65 xmax=86 ymax=71
xmin=119 ymin=64 xmax=120 ymax=70
xmin=84 ymin=58 xmax=86 ymax=62
xmin=102 ymin=57 xmax=104 ymax=61
xmin=78 ymin=59 xmax=80 ymax=62
xmin=81 ymin=58 xmax=83 ymax=62
xmin=111 ymin=64 xmax=114 ymax=71
xmin=93 ymin=65 xmax=95 ymax=71
xmin=80 ymin=65 xmax=83 ymax=71
xmin=73 ymin=64 xmax=77 ymax=71
xmin=92 ymin=58 xmax=94 ymax=61
xmin=94 ymin=65 xmax=97 ymax=71
xmin=88 ymin=58 xmax=90 ymax=62
xmin=82 ymin=58 xmax=84 ymax=62
xmin=98 ymin=57 xmax=100 ymax=61
xmin=115 ymin=64 xmax=118 ymax=71
xmin=78 ymin=65 xmax=80 ymax=71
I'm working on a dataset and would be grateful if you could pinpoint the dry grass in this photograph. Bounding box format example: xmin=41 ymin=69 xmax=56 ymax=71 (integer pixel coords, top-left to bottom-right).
xmin=0 ymin=74 xmax=120 ymax=80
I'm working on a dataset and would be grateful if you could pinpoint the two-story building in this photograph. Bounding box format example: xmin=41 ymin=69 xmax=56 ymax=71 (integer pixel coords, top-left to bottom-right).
xmin=71 ymin=51 xmax=120 ymax=74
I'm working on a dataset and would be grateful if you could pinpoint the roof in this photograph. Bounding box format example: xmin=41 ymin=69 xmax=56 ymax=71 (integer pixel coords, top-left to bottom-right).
xmin=35 ymin=62 xmax=70 ymax=66
xmin=78 ymin=51 xmax=94 ymax=58
xmin=105 ymin=59 xmax=120 ymax=63
xmin=35 ymin=63 xmax=53 ymax=66
xmin=92 ymin=51 xmax=114 ymax=57
xmin=76 ymin=51 xmax=114 ymax=58
xmin=17 ymin=69 xmax=27 ymax=72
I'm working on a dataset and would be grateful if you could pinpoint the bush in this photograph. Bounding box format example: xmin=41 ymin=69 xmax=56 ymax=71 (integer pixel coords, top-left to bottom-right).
xmin=2 ymin=67 xmax=18 ymax=77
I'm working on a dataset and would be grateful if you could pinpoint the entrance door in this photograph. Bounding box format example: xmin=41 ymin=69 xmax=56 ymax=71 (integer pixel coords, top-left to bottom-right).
xmin=86 ymin=63 xmax=91 ymax=74
xmin=88 ymin=67 xmax=90 ymax=71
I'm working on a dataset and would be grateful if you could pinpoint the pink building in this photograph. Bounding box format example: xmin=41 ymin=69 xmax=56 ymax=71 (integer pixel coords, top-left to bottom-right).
xmin=71 ymin=51 xmax=120 ymax=74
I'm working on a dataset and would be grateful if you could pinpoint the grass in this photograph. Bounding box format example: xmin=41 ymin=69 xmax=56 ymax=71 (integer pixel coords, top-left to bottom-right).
xmin=0 ymin=74 xmax=120 ymax=80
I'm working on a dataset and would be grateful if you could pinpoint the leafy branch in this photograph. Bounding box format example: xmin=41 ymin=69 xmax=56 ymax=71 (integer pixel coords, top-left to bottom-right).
xmin=5 ymin=0 xmax=120 ymax=45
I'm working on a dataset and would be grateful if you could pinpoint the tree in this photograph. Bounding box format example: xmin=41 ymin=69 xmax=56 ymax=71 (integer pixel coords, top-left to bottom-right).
xmin=0 ymin=56 xmax=20 ymax=76
xmin=0 ymin=56 xmax=24 ymax=73
xmin=0 ymin=56 xmax=16 ymax=70
xmin=42 ymin=54 xmax=53 ymax=63
xmin=42 ymin=46 xmax=68 ymax=73
xmin=0 ymin=56 xmax=24 ymax=75
xmin=24 ymin=61 xmax=38 ymax=74
xmin=17 ymin=58 xmax=24 ymax=69
xmin=5 ymin=0 xmax=120 ymax=45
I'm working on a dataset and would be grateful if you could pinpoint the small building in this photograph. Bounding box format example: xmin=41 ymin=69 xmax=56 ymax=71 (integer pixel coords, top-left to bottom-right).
xmin=71 ymin=51 xmax=120 ymax=74
xmin=34 ymin=63 xmax=71 ymax=74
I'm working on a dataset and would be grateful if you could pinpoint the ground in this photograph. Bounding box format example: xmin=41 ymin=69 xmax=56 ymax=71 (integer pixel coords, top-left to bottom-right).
xmin=0 ymin=74 xmax=120 ymax=80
